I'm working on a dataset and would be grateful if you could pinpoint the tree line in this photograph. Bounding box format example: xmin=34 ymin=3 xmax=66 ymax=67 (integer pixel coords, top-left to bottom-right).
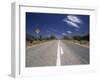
xmin=26 ymin=33 xmax=89 ymax=43
xmin=63 ymin=33 xmax=89 ymax=41
xmin=26 ymin=33 xmax=56 ymax=43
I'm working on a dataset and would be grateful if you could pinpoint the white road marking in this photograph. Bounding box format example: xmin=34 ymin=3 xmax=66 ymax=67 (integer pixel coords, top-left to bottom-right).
xmin=60 ymin=46 xmax=64 ymax=55
xmin=56 ymin=40 xmax=61 ymax=66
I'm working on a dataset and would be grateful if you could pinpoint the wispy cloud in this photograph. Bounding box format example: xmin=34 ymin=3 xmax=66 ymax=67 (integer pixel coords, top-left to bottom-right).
xmin=67 ymin=15 xmax=81 ymax=23
xmin=48 ymin=28 xmax=57 ymax=32
xmin=75 ymin=29 xmax=79 ymax=31
xmin=64 ymin=15 xmax=82 ymax=28
xmin=64 ymin=19 xmax=79 ymax=28
xmin=62 ymin=33 xmax=67 ymax=36
xmin=67 ymin=31 xmax=72 ymax=34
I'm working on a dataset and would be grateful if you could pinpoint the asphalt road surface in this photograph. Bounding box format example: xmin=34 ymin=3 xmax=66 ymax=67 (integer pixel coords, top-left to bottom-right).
xmin=26 ymin=40 xmax=89 ymax=67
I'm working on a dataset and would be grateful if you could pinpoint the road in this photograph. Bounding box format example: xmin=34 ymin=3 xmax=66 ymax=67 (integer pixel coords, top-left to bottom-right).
xmin=26 ymin=40 xmax=89 ymax=67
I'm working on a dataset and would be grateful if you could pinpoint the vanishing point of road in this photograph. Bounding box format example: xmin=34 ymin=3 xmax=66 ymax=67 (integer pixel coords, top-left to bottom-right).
xmin=26 ymin=40 xmax=89 ymax=67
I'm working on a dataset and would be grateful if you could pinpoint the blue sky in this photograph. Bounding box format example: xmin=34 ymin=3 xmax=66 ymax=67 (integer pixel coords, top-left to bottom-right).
xmin=26 ymin=12 xmax=89 ymax=39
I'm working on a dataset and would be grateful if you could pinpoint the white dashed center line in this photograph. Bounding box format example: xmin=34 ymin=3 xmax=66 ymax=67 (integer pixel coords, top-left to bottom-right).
xmin=56 ymin=40 xmax=64 ymax=66
xmin=60 ymin=46 xmax=64 ymax=55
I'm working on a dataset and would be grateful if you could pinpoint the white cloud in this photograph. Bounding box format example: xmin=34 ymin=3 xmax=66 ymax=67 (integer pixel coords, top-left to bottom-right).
xmin=64 ymin=19 xmax=79 ymax=28
xmin=67 ymin=31 xmax=72 ymax=34
xmin=67 ymin=15 xmax=81 ymax=23
xmin=62 ymin=33 xmax=67 ymax=36
xmin=63 ymin=15 xmax=82 ymax=28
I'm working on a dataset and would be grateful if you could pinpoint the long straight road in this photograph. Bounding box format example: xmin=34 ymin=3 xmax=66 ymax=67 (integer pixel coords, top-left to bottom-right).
xmin=61 ymin=40 xmax=89 ymax=65
xmin=26 ymin=40 xmax=89 ymax=67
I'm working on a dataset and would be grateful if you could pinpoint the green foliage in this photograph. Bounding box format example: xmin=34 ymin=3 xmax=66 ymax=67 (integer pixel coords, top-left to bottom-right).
xmin=63 ymin=33 xmax=89 ymax=41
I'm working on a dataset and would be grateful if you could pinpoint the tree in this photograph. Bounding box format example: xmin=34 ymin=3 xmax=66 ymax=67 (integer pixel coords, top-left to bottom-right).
xmin=39 ymin=35 xmax=42 ymax=41
xmin=73 ymin=36 xmax=81 ymax=41
xmin=63 ymin=36 xmax=70 ymax=40
xmin=50 ymin=35 xmax=56 ymax=40
xmin=81 ymin=34 xmax=89 ymax=41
